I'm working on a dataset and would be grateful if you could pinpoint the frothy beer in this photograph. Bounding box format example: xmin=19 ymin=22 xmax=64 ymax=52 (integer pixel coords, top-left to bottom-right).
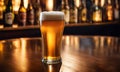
xmin=40 ymin=11 xmax=64 ymax=64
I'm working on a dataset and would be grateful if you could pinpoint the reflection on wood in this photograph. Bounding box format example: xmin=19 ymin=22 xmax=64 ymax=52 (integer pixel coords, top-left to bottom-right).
xmin=0 ymin=36 xmax=120 ymax=72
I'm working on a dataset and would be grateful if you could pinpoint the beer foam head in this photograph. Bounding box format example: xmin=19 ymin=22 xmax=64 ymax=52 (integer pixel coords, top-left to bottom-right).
xmin=40 ymin=11 xmax=64 ymax=21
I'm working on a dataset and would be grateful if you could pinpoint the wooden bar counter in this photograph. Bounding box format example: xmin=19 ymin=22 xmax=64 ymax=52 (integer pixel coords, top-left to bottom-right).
xmin=0 ymin=35 xmax=120 ymax=72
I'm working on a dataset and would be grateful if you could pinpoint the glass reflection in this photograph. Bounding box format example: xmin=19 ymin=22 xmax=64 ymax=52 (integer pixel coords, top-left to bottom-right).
xmin=61 ymin=36 xmax=84 ymax=72
xmin=0 ymin=43 xmax=3 ymax=53
xmin=0 ymin=43 xmax=3 ymax=60
xmin=43 ymin=63 xmax=61 ymax=72
xmin=12 ymin=39 xmax=21 ymax=48
xmin=79 ymin=37 xmax=94 ymax=55
xmin=12 ymin=39 xmax=28 ymax=72
xmin=61 ymin=36 xmax=120 ymax=72
xmin=0 ymin=36 xmax=119 ymax=72
xmin=63 ymin=36 xmax=120 ymax=56
xmin=63 ymin=36 xmax=80 ymax=51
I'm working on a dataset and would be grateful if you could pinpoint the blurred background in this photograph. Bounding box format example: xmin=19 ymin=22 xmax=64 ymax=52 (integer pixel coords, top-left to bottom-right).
xmin=0 ymin=0 xmax=120 ymax=39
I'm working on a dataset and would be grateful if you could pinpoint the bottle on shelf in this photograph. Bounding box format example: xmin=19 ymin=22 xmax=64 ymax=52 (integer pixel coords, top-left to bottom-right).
xmin=91 ymin=0 xmax=102 ymax=23
xmin=27 ymin=0 xmax=34 ymax=25
xmin=13 ymin=11 xmax=18 ymax=25
xmin=33 ymin=0 xmax=41 ymax=25
xmin=0 ymin=0 xmax=5 ymax=24
xmin=114 ymin=0 xmax=119 ymax=21
xmin=18 ymin=0 xmax=26 ymax=26
xmin=61 ymin=0 xmax=70 ymax=24
xmin=12 ymin=0 xmax=21 ymax=25
xmin=103 ymin=0 xmax=114 ymax=22
xmin=3 ymin=0 xmax=14 ymax=27
xmin=78 ymin=0 xmax=88 ymax=23
xmin=86 ymin=0 xmax=93 ymax=23
xmin=69 ymin=0 xmax=78 ymax=24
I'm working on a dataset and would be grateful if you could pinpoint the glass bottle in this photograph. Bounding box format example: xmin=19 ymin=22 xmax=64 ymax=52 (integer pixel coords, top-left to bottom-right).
xmin=91 ymin=0 xmax=102 ymax=23
xmin=18 ymin=0 xmax=26 ymax=26
xmin=3 ymin=0 xmax=14 ymax=27
xmin=61 ymin=0 xmax=70 ymax=24
xmin=0 ymin=0 xmax=5 ymax=24
xmin=86 ymin=0 xmax=93 ymax=23
xmin=12 ymin=0 xmax=21 ymax=24
xmin=69 ymin=0 xmax=78 ymax=24
xmin=27 ymin=0 xmax=34 ymax=25
xmin=114 ymin=0 xmax=119 ymax=21
xmin=78 ymin=0 xmax=88 ymax=23
xmin=33 ymin=0 xmax=41 ymax=25
xmin=103 ymin=0 xmax=114 ymax=22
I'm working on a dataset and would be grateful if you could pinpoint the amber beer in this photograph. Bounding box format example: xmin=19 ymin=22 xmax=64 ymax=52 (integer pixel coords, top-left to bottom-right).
xmin=40 ymin=11 xmax=64 ymax=64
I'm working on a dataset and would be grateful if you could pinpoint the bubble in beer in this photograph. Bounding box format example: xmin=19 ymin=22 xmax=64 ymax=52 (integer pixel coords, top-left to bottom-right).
xmin=40 ymin=11 xmax=64 ymax=21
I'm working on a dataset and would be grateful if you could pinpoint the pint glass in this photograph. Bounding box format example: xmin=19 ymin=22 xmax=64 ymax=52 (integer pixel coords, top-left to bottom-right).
xmin=40 ymin=11 xmax=64 ymax=64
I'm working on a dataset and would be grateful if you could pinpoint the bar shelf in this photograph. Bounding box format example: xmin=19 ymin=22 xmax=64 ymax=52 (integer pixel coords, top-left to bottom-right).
xmin=0 ymin=21 xmax=119 ymax=40
xmin=0 ymin=21 xmax=119 ymax=31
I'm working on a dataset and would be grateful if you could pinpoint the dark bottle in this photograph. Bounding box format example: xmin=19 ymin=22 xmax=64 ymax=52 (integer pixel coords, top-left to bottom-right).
xmin=91 ymin=0 xmax=102 ymax=23
xmin=3 ymin=0 xmax=14 ymax=27
xmin=61 ymin=0 xmax=70 ymax=24
xmin=13 ymin=11 xmax=19 ymax=24
xmin=27 ymin=0 xmax=34 ymax=25
xmin=33 ymin=0 xmax=41 ymax=25
xmin=18 ymin=0 xmax=26 ymax=26
xmin=78 ymin=0 xmax=88 ymax=23
xmin=69 ymin=0 xmax=78 ymax=24
xmin=86 ymin=0 xmax=93 ymax=23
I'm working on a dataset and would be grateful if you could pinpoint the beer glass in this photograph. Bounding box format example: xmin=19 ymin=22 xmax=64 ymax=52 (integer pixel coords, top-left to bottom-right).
xmin=40 ymin=11 xmax=64 ymax=64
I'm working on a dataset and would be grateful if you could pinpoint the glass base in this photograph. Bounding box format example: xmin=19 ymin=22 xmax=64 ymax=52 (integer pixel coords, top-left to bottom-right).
xmin=42 ymin=58 xmax=61 ymax=64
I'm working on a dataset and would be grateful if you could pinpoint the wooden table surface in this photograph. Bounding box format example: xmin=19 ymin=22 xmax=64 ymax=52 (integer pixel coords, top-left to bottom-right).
xmin=0 ymin=35 xmax=120 ymax=72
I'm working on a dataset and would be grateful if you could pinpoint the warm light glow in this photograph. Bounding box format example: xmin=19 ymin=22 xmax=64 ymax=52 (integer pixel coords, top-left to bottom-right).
xmin=0 ymin=43 xmax=3 ymax=60
xmin=107 ymin=37 xmax=112 ymax=46
xmin=46 ymin=0 xmax=54 ymax=11
xmin=74 ymin=37 xmax=79 ymax=50
xmin=12 ymin=0 xmax=21 ymax=12
xmin=21 ymin=39 xmax=26 ymax=59
xmin=13 ymin=39 xmax=28 ymax=72
xmin=100 ymin=0 xmax=105 ymax=7
xmin=49 ymin=65 xmax=53 ymax=72
xmin=0 ymin=25 xmax=3 ymax=29
xmin=0 ymin=0 xmax=5 ymax=19
xmin=107 ymin=6 xmax=113 ymax=21
xmin=75 ymin=0 xmax=80 ymax=8
xmin=24 ymin=0 xmax=28 ymax=9
xmin=65 ymin=36 xmax=70 ymax=45
xmin=93 ymin=10 xmax=102 ymax=22
xmin=94 ymin=37 xmax=99 ymax=48
xmin=0 ymin=43 xmax=3 ymax=53
xmin=64 ymin=36 xmax=80 ymax=51
xmin=12 ymin=24 xmax=18 ymax=28
xmin=12 ymin=0 xmax=28 ymax=12
xmin=12 ymin=40 xmax=21 ymax=48
xmin=20 ymin=39 xmax=28 ymax=71
xmin=81 ymin=8 xmax=87 ymax=21
xmin=100 ymin=37 xmax=104 ymax=48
